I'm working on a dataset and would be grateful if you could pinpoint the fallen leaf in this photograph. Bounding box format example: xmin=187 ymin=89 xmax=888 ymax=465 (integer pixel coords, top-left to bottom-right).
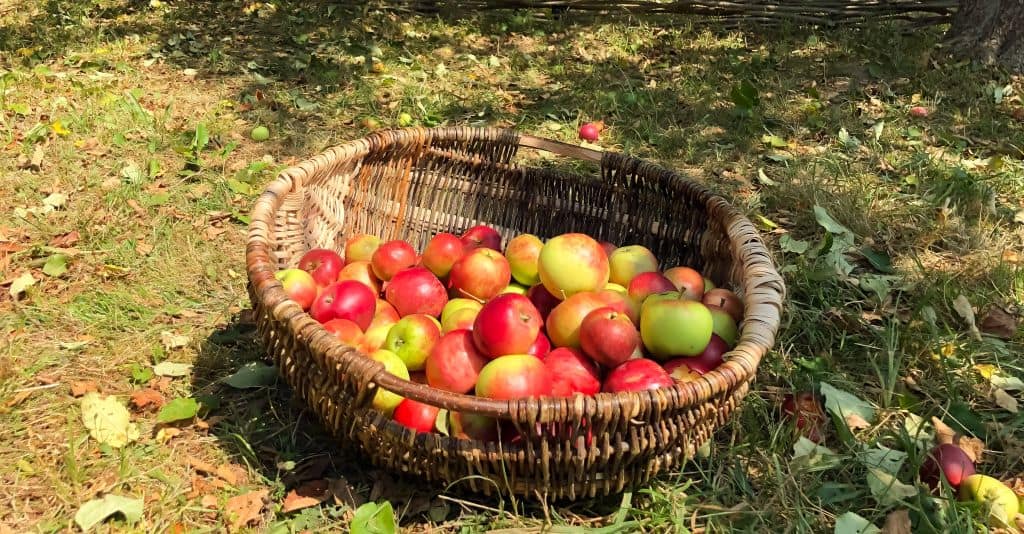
xmin=792 ymin=437 xmax=842 ymax=470
xmin=42 ymin=192 xmax=67 ymax=210
xmin=159 ymin=331 xmax=191 ymax=351
xmin=952 ymin=294 xmax=982 ymax=341
xmin=135 ymin=241 xmax=154 ymax=256
xmin=820 ymin=382 xmax=876 ymax=431
xmin=42 ymin=254 xmax=68 ymax=277
xmin=156 ymin=397 xmax=198 ymax=423
xmin=81 ymin=393 xmax=139 ymax=448
xmin=327 ymin=477 xmax=365 ymax=508
xmin=835 ymin=511 xmax=880 ymax=534
xmin=225 ymin=489 xmax=267 ymax=532
xmin=70 ymin=380 xmax=98 ymax=397
xmin=74 ymin=494 xmax=143 ymax=531
xmin=1004 ymin=249 xmax=1022 ymax=265
xmin=201 ymin=494 xmax=218 ymax=508
xmin=153 ymin=361 xmax=192 ymax=377
xmin=978 ymin=307 xmax=1017 ymax=340
xmin=223 ymin=362 xmax=277 ymax=389
xmin=993 ymin=389 xmax=1019 ymax=413
xmin=974 ymin=364 xmax=1024 ymax=391
xmin=189 ymin=458 xmax=247 ymax=486
xmin=5 ymin=390 xmax=32 ymax=408
xmin=156 ymin=427 xmax=182 ymax=443
xmin=862 ymin=444 xmax=907 ymax=475
xmin=351 ymin=501 xmax=396 ymax=534
xmin=880 ymin=509 xmax=911 ymax=534
xmin=282 ymin=479 xmax=330 ymax=513
xmin=9 ymin=271 xmax=36 ymax=299
xmin=930 ymin=417 xmax=984 ymax=462
xmin=867 ymin=467 xmax=918 ymax=505
xmin=17 ymin=145 xmax=44 ymax=171
xmin=130 ymin=389 xmax=165 ymax=411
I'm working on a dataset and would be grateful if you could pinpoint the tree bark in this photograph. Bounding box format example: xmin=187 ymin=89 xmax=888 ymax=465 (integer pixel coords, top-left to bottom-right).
xmin=946 ymin=0 xmax=1024 ymax=73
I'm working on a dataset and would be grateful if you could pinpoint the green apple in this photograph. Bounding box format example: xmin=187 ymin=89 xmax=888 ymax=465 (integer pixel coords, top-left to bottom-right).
xmin=608 ymin=245 xmax=658 ymax=287
xmin=505 ymin=234 xmax=544 ymax=286
xmin=709 ymin=308 xmax=738 ymax=347
xmin=604 ymin=282 xmax=628 ymax=295
xmin=959 ymin=474 xmax=1019 ymax=527
xmin=368 ymin=349 xmax=409 ymax=414
xmin=640 ymin=290 xmax=680 ymax=316
xmin=500 ymin=283 xmax=528 ymax=295
xmin=640 ymin=298 xmax=713 ymax=359
xmin=384 ymin=314 xmax=441 ymax=371
xmin=537 ymin=233 xmax=610 ymax=299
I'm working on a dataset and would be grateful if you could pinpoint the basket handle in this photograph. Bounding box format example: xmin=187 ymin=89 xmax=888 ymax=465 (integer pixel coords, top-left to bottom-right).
xmin=518 ymin=134 xmax=603 ymax=162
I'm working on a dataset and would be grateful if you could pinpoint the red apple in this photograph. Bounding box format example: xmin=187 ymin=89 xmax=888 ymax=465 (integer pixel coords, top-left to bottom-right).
xmin=505 ymin=234 xmax=544 ymax=286
xmin=449 ymin=411 xmax=499 ymax=441
xmin=448 ymin=248 xmax=511 ymax=302
xmin=527 ymin=283 xmax=561 ymax=319
xmin=392 ymin=398 xmax=440 ymax=433
xmin=298 ymin=248 xmax=345 ymax=288
xmin=546 ymin=291 xmax=609 ymax=349
xmin=460 ymin=224 xmax=502 ymax=252
xmin=640 ymin=298 xmax=713 ymax=359
xmin=475 ymin=354 xmax=552 ymax=399
xmin=602 ymin=358 xmax=674 ymax=393
xmin=274 ymin=268 xmax=318 ymax=310
xmin=909 ymin=106 xmax=930 ymax=118
xmin=598 ymin=241 xmax=618 ymax=257
xmin=781 ymin=392 xmax=826 ymax=443
xmin=920 ymin=443 xmax=976 ymax=489
xmin=472 ymin=294 xmax=543 ymax=358
xmin=709 ymin=308 xmax=738 ymax=347
xmin=421 ymin=232 xmax=464 ymax=279
xmin=703 ymin=288 xmax=744 ymax=322
xmin=595 ymin=288 xmax=640 ymax=325
xmin=663 ymin=266 xmax=705 ymax=301
xmin=627 ymin=272 xmax=677 ymax=304
xmin=608 ymin=245 xmax=659 ymax=287
xmin=309 ymin=280 xmax=376 ymax=329
xmin=344 ymin=233 xmax=382 ymax=263
xmin=579 ymin=307 xmax=640 ymax=368
xmin=440 ymin=298 xmax=482 ymax=333
xmin=370 ymin=299 xmax=400 ymax=330
xmin=337 ymin=260 xmax=381 ymax=294
xmin=538 ymin=233 xmax=610 ymax=299
xmin=544 ymin=347 xmax=601 ymax=396
xmin=371 ymin=240 xmax=417 ymax=281
xmin=385 ymin=266 xmax=448 ymax=317
xmin=663 ymin=358 xmax=703 ymax=383
xmin=425 ymin=329 xmax=489 ymax=393
xmin=359 ymin=323 xmax=392 ymax=353
xmin=688 ymin=334 xmax=729 ymax=373
xmin=322 ymin=318 xmax=364 ymax=347
xmin=383 ymin=314 xmax=441 ymax=371
xmin=579 ymin=122 xmax=600 ymax=141
xmin=525 ymin=332 xmax=551 ymax=358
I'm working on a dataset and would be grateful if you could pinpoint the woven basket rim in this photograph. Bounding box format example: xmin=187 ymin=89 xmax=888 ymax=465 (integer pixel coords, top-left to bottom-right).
xmin=245 ymin=126 xmax=786 ymax=420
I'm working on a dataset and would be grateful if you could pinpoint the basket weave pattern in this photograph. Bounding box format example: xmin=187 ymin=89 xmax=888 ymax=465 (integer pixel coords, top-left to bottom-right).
xmin=246 ymin=127 xmax=785 ymax=499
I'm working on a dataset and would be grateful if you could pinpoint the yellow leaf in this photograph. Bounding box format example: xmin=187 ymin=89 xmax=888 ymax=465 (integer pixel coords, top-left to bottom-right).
xmin=51 ymin=120 xmax=69 ymax=136
xmin=17 ymin=47 xmax=36 ymax=58
xmin=974 ymin=364 xmax=997 ymax=380
xmin=81 ymin=393 xmax=139 ymax=448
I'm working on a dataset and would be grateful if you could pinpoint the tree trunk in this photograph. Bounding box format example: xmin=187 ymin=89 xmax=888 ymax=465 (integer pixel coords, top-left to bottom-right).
xmin=946 ymin=0 xmax=1024 ymax=72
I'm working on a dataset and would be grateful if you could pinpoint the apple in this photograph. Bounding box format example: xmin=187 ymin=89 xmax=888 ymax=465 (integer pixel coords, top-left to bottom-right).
xmin=608 ymin=245 xmax=659 ymax=287
xmin=368 ymin=349 xmax=409 ymax=414
xmin=709 ymin=308 xmax=738 ymax=347
xmin=385 ymin=266 xmax=448 ymax=317
xmin=370 ymin=299 xmax=400 ymax=330
xmin=449 ymin=411 xmax=499 ymax=441
xmin=703 ymin=288 xmax=744 ymax=322
xmin=920 ymin=444 xmax=976 ymax=489
xmin=500 ymin=283 xmax=529 ymax=295
xmin=703 ymin=277 xmax=716 ymax=292
xmin=959 ymin=474 xmax=1019 ymax=527
xmin=460 ymin=224 xmax=502 ymax=251
xmin=337 ymin=260 xmax=381 ymax=294
xmin=527 ymin=283 xmax=561 ymax=319
xmin=627 ymin=271 xmax=677 ymax=304
xmin=384 ymin=314 xmax=442 ymax=371
xmin=525 ymin=332 xmax=551 ymax=358
xmin=663 ymin=266 xmax=705 ymax=301
xmin=360 ymin=323 xmax=392 ymax=353
xmin=909 ymin=106 xmax=930 ymax=118
xmin=537 ymin=233 xmax=610 ymax=299
xmin=440 ymin=301 xmax=481 ymax=333
xmin=473 ymin=294 xmax=543 ymax=358
xmin=663 ymin=358 xmax=703 ymax=383
xmin=781 ymin=392 xmax=826 ymax=443
xmin=688 ymin=334 xmax=729 ymax=373
xmin=544 ymin=347 xmax=601 ymax=396
xmin=298 ymin=248 xmax=345 ymax=287
xmin=309 ymin=280 xmax=376 ymax=330
xmin=595 ymin=288 xmax=640 ymax=325
xmin=425 ymin=329 xmax=489 ymax=393
xmin=505 ymin=234 xmax=544 ymax=286
xmin=640 ymin=290 xmax=680 ymax=316
xmin=604 ymin=282 xmax=628 ymax=295
xmin=274 ymin=268 xmax=318 ymax=310
xmin=392 ymin=398 xmax=440 ymax=433
xmin=598 ymin=241 xmax=618 ymax=257
xmin=579 ymin=307 xmax=639 ymax=368
xmin=322 ymin=318 xmax=364 ymax=348
xmin=448 ymin=247 xmax=511 ymax=302
xmin=579 ymin=122 xmax=599 ymax=141
xmin=640 ymin=298 xmax=713 ymax=359
xmin=371 ymin=240 xmax=417 ymax=281
xmin=602 ymin=358 xmax=674 ymax=393
xmin=344 ymin=234 xmax=382 ymax=263
xmin=475 ymin=354 xmax=552 ymax=399
xmin=546 ymin=291 xmax=609 ymax=348
xmin=421 ymin=232 xmax=464 ymax=279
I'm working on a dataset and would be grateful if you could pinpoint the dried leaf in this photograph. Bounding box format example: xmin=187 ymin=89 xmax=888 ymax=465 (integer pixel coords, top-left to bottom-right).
xmin=189 ymin=458 xmax=246 ymax=486
xmin=978 ymin=307 xmax=1017 ymax=340
xmin=70 ymin=380 xmax=98 ymax=398
xmin=159 ymin=331 xmax=191 ymax=351
xmin=952 ymin=294 xmax=982 ymax=341
xmin=130 ymin=389 xmax=165 ymax=411
xmin=201 ymin=494 xmax=218 ymax=508
xmin=81 ymin=393 xmax=139 ymax=448
xmin=155 ymin=427 xmax=182 ymax=443
xmin=225 ymin=489 xmax=267 ymax=532
xmin=73 ymin=494 xmax=143 ymax=531
xmin=42 ymin=192 xmax=67 ymax=209
xmin=17 ymin=145 xmax=44 ymax=171
xmin=880 ymin=509 xmax=911 ymax=534
xmin=930 ymin=417 xmax=984 ymax=462
xmin=50 ymin=231 xmax=80 ymax=247
xmin=9 ymin=272 xmax=37 ymax=298
xmin=974 ymin=364 xmax=1024 ymax=390
xmin=153 ymin=361 xmax=192 ymax=377
xmin=135 ymin=241 xmax=154 ymax=256
xmin=282 ymin=479 xmax=329 ymax=513
xmin=993 ymin=389 xmax=1019 ymax=413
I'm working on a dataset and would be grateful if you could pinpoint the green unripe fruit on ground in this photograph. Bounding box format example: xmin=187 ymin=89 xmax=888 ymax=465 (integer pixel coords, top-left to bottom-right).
xmin=250 ymin=126 xmax=270 ymax=141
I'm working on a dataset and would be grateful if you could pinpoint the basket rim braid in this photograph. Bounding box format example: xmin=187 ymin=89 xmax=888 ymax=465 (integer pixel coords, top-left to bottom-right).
xmin=245 ymin=126 xmax=786 ymax=497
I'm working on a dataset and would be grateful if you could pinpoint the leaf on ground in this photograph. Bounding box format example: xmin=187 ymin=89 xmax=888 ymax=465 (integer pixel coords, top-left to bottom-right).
xmin=974 ymin=364 xmax=1024 ymax=391
xmin=157 ymin=397 xmax=199 ymax=423
xmin=70 ymin=380 xmax=98 ymax=398
xmin=42 ymin=192 xmax=67 ymax=209
xmin=951 ymin=294 xmax=982 ymax=341
xmin=820 ymin=382 xmax=875 ymax=431
xmin=930 ymin=416 xmax=984 ymax=462
xmin=814 ymin=205 xmax=855 ymax=238
xmin=978 ymin=307 xmax=1017 ymax=340
xmin=781 ymin=234 xmax=809 ymax=254
xmin=50 ymin=231 xmax=80 ymax=247
xmin=130 ymin=389 xmax=165 ymax=411
xmin=867 ymin=467 xmax=918 ymax=505
xmin=792 ymin=437 xmax=842 ymax=470
xmin=9 ymin=272 xmax=37 ymax=298
xmin=862 ymin=444 xmax=907 ymax=475
xmin=281 ymin=479 xmax=329 ymax=513
xmin=351 ymin=501 xmax=396 ymax=534
xmin=189 ymin=458 xmax=246 ymax=486
xmin=81 ymin=393 xmax=139 ymax=448
xmin=860 ymin=247 xmax=895 ymax=273
xmin=42 ymin=254 xmax=68 ymax=277
xmin=223 ymin=362 xmax=277 ymax=389
xmin=880 ymin=509 xmax=911 ymax=534
xmin=159 ymin=331 xmax=192 ymax=351
xmin=835 ymin=511 xmax=880 ymax=534
xmin=155 ymin=427 xmax=182 ymax=443
xmin=225 ymin=489 xmax=267 ymax=532
xmin=902 ymin=413 xmax=933 ymax=444
xmin=327 ymin=477 xmax=365 ymax=508
xmin=153 ymin=361 xmax=192 ymax=377
xmin=993 ymin=389 xmax=1019 ymax=413
xmin=74 ymin=494 xmax=143 ymax=531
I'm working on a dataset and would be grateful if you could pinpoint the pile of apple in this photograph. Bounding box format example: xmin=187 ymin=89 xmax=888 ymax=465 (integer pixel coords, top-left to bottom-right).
xmin=274 ymin=225 xmax=743 ymax=440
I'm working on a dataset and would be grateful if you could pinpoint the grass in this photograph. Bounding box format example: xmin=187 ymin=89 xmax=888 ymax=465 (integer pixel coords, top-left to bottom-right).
xmin=1 ymin=1 xmax=1022 ymax=532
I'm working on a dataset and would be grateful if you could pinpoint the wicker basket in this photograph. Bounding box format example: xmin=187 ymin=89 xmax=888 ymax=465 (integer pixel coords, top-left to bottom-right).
xmin=245 ymin=127 xmax=785 ymax=500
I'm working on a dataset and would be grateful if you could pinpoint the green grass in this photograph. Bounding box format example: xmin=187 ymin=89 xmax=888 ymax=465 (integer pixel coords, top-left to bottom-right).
xmin=1 ymin=1 xmax=1022 ymax=532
